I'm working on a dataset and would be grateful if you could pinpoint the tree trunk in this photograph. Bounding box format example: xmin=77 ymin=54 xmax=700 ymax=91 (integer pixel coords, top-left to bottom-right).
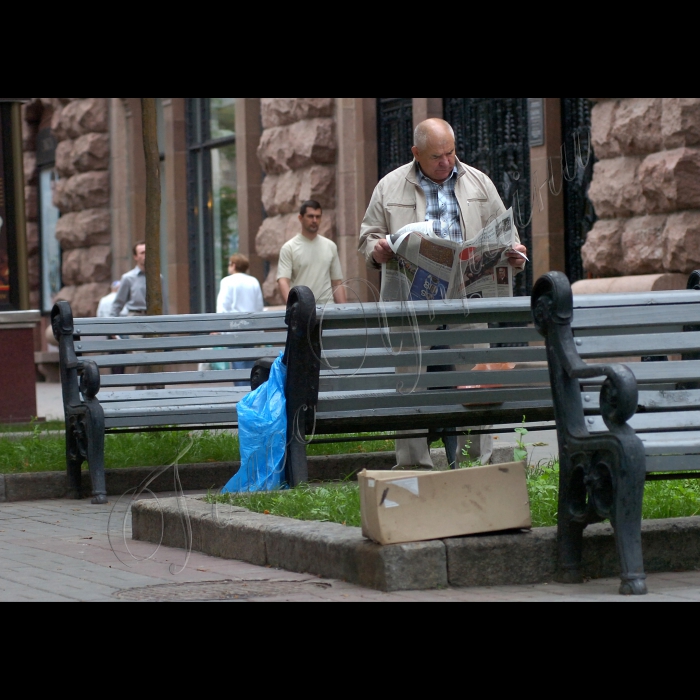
xmin=141 ymin=98 xmax=163 ymax=316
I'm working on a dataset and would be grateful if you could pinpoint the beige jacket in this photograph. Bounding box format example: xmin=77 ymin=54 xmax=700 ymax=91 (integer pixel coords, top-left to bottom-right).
xmin=359 ymin=157 xmax=519 ymax=269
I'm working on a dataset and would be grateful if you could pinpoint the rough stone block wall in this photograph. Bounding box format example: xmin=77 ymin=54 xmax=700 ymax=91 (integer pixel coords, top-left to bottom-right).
xmin=582 ymin=98 xmax=700 ymax=278
xmin=255 ymin=98 xmax=337 ymax=304
xmin=49 ymin=98 xmax=112 ymax=317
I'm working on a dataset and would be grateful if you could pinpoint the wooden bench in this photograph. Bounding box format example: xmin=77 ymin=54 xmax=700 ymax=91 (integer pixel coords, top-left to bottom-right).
xmin=284 ymin=285 xmax=700 ymax=486
xmin=532 ymin=271 xmax=700 ymax=597
xmin=51 ymin=299 xmax=294 ymax=504
xmin=277 ymin=291 xmax=555 ymax=490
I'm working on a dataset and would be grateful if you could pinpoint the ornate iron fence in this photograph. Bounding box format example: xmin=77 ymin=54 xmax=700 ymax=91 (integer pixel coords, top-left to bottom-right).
xmin=377 ymin=98 xmax=414 ymax=180
xmin=561 ymin=98 xmax=597 ymax=284
xmin=444 ymin=97 xmax=533 ymax=296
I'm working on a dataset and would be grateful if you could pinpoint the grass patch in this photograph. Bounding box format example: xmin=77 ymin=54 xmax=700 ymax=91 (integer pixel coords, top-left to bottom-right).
xmin=0 ymin=428 xmax=394 ymax=475
xmin=209 ymin=462 xmax=700 ymax=530
xmin=0 ymin=421 xmax=64 ymax=434
xmin=213 ymin=483 xmax=362 ymax=527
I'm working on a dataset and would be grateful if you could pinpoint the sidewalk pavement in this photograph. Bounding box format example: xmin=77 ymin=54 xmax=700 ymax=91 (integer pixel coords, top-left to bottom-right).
xmin=37 ymin=382 xmax=64 ymax=422
xmin=1 ymin=495 xmax=699 ymax=602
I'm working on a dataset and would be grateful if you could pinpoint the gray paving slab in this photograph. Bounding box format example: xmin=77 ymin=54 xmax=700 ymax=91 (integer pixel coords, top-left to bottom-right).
xmin=1 ymin=496 xmax=700 ymax=602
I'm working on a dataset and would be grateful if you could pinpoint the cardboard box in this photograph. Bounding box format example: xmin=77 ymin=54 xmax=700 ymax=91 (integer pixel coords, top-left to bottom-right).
xmin=359 ymin=463 xmax=531 ymax=546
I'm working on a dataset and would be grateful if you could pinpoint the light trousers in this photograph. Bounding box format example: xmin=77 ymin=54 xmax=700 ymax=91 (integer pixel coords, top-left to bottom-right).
xmin=394 ymin=323 xmax=493 ymax=468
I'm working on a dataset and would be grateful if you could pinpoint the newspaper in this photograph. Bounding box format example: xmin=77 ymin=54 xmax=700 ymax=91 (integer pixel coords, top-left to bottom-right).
xmin=380 ymin=208 xmax=520 ymax=303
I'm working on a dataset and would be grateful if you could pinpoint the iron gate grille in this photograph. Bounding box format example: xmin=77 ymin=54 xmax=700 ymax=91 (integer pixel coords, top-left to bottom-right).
xmin=561 ymin=98 xmax=597 ymax=284
xmin=377 ymin=98 xmax=414 ymax=180
xmin=444 ymin=97 xmax=533 ymax=297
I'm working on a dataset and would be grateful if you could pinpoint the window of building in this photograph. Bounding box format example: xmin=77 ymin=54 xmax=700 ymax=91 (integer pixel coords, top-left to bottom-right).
xmin=36 ymin=127 xmax=62 ymax=313
xmin=186 ymin=98 xmax=238 ymax=313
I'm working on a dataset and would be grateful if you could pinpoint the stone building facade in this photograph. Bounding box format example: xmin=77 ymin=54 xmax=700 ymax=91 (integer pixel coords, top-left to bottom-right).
xmin=582 ymin=98 xmax=700 ymax=287
xmin=23 ymin=98 xmax=112 ymax=318
xmin=256 ymin=98 xmax=338 ymax=304
xmin=16 ymin=96 xmax=700 ymax=366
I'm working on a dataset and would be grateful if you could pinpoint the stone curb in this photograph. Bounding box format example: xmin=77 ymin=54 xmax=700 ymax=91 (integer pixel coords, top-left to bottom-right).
xmin=0 ymin=445 xmax=518 ymax=504
xmin=131 ymin=496 xmax=700 ymax=592
xmin=132 ymin=497 xmax=447 ymax=592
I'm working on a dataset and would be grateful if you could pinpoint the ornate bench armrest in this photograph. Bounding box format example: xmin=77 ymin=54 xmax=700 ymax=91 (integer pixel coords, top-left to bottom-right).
xmin=532 ymin=271 xmax=638 ymax=431
xmin=77 ymin=359 xmax=101 ymax=401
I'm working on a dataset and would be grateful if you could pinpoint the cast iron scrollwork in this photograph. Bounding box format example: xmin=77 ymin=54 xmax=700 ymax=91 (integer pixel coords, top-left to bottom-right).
xmin=532 ymin=271 xmax=647 ymax=596
xmin=282 ymin=286 xmax=321 ymax=488
xmin=52 ymin=301 xmax=108 ymax=505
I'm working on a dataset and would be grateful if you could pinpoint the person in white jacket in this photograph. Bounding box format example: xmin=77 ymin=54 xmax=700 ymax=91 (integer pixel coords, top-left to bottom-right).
xmin=217 ymin=254 xmax=264 ymax=315
xmin=213 ymin=254 xmax=264 ymax=384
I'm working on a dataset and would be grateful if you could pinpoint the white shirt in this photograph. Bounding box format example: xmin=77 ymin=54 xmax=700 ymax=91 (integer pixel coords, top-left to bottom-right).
xmin=97 ymin=292 xmax=128 ymax=318
xmin=217 ymin=273 xmax=264 ymax=314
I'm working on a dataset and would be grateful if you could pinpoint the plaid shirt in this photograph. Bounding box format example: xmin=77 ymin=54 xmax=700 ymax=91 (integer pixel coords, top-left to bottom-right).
xmin=417 ymin=165 xmax=463 ymax=242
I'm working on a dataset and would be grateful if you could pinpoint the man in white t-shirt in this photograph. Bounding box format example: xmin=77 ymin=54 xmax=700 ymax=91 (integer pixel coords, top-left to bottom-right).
xmin=277 ymin=200 xmax=347 ymax=305
xmin=217 ymin=254 xmax=264 ymax=314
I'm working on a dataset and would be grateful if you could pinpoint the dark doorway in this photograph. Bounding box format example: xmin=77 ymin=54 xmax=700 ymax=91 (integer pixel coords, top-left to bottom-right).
xmin=377 ymin=98 xmax=414 ymax=180
xmin=561 ymin=98 xmax=596 ymax=284
xmin=444 ymin=98 xmax=533 ymax=296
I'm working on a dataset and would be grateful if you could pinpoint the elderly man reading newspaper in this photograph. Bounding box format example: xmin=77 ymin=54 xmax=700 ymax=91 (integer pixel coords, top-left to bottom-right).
xmin=359 ymin=118 xmax=527 ymax=470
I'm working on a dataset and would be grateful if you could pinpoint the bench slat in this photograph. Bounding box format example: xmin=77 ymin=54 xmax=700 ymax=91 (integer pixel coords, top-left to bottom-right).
xmin=646 ymin=455 xmax=700 ymax=472
xmin=313 ymin=401 xmax=555 ymax=434
xmin=638 ymin=431 xmax=700 ymax=450
xmin=320 ymin=326 xmax=543 ymax=350
xmin=104 ymin=408 xmax=238 ymax=429
xmin=577 ymin=331 xmax=700 ymax=358
xmin=318 ymin=367 xmax=551 ymax=393
xmin=317 ymin=386 xmax=553 ymax=412
xmin=580 ymin=360 xmax=700 ymax=386
xmin=99 ymin=387 xmax=241 ymax=401
xmin=572 ymin=306 xmax=700 ymax=331
xmin=580 ymin=389 xmax=700 ymax=413
xmin=75 ymin=316 xmax=289 ymax=336
xmin=101 ymin=393 xmax=247 ymax=409
xmin=319 ymin=346 xmax=546 ymax=371
xmin=587 ymin=411 xmax=700 ymax=434
xmin=78 ymin=331 xmax=288 ymax=353
xmin=86 ymin=348 xmax=277 ymax=368
xmin=100 ymin=369 xmax=251 ymax=387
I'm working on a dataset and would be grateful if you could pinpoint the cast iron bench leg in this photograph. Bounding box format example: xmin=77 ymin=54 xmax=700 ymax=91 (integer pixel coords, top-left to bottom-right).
xmin=65 ymin=415 xmax=84 ymax=500
xmin=85 ymin=400 xmax=107 ymax=505
xmin=609 ymin=439 xmax=647 ymax=596
xmin=557 ymin=435 xmax=647 ymax=596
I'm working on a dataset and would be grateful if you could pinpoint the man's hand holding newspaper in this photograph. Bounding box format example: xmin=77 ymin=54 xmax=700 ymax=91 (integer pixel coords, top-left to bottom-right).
xmin=380 ymin=208 xmax=524 ymax=303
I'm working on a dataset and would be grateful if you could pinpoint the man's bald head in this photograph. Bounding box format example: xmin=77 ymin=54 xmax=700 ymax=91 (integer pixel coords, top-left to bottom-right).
xmin=412 ymin=119 xmax=457 ymax=184
xmin=414 ymin=119 xmax=455 ymax=151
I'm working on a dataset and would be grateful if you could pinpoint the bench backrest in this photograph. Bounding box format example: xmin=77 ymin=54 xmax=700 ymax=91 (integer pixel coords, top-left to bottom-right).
xmin=68 ymin=286 xmax=700 ymax=431
xmin=69 ymin=311 xmax=290 ymax=389
xmin=310 ymin=290 xmax=700 ymax=434
xmin=533 ymin=272 xmax=700 ymax=471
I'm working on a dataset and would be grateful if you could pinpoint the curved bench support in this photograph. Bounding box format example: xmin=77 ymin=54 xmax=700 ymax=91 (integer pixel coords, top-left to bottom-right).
xmin=532 ymin=272 xmax=647 ymax=596
xmin=282 ymin=287 xmax=321 ymax=488
xmin=52 ymin=302 xmax=107 ymax=505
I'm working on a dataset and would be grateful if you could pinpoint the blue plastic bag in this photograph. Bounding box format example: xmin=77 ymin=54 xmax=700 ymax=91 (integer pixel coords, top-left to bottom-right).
xmin=222 ymin=354 xmax=287 ymax=493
